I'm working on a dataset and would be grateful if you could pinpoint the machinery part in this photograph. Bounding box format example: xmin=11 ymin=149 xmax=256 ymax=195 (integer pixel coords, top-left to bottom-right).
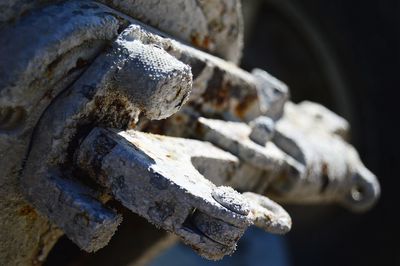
xmin=75 ymin=127 xmax=291 ymax=258
xmin=0 ymin=2 xmax=122 ymax=264
xmin=243 ymin=192 xmax=291 ymax=234
xmin=97 ymin=0 xmax=244 ymax=63
xmin=0 ymin=2 xmax=271 ymax=262
xmin=0 ymin=0 xmax=380 ymax=264
xmin=137 ymin=58 xmax=379 ymax=212
xmin=75 ymin=128 xmax=250 ymax=259
xmin=271 ymin=102 xmax=380 ymax=212
xmin=189 ymin=103 xmax=379 ymax=212
xmin=252 ymin=68 xmax=289 ymax=120
xmin=20 ymin=21 xmax=290 ymax=261
xmin=1 ymin=0 xmax=244 ymax=64
xmin=249 ymin=116 xmax=275 ymax=145
xmin=118 ymin=22 xmax=263 ymax=122
xmin=21 ymin=23 xmax=192 ymax=252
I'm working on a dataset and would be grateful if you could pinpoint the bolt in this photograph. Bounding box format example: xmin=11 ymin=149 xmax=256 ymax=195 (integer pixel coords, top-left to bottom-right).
xmin=252 ymin=68 xmax=289 ymax=120
xmin=249 ymin=116 xmax=275 ymax=145
xmin=211 ymin=186 xmax=250 ymax=216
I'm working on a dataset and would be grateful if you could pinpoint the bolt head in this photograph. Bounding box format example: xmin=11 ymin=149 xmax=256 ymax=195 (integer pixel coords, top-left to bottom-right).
xmin=212 ymin=186 xmax=250 ymax=216
xmin=249 ymin=116 xmax=275 ymax=145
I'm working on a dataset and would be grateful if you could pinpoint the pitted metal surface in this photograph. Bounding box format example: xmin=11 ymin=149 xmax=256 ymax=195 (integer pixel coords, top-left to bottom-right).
xmin=17 ymin=21 xmax=289 ymax=261
xmin=75 ymin=128 xmax=253 ymax=259
xmin=74 ymin=127 xmax=291 ymax=259
xmin=21 ymin=24 xmax=193 ymax=253
xmin=157 ymin=106 xmax=379 ymax=212
xmin=0 ymin=0 xmax=380 ymax=265
xmin=271 ymin=102 xmax=380 ymax=212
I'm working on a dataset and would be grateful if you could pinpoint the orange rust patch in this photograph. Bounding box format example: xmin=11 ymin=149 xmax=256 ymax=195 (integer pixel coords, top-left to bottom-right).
xmin=19 ymin=205 xmax=38 ymax=220
xmin=234 ymin=94 xmax=258 ymax=119
xmin=191 ymin=33 xmax=211 ymax=50
xmin=202 ymin=36 xmax=211 ymax=48
xmin=191 ymin=33 xmax=201 ymax=47
xmin=213 ymin=84 xmax=230 ymax=108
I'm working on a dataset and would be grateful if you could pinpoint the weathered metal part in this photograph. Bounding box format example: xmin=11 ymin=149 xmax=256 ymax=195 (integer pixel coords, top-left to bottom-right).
xmin=21 ymin=24 xmax=192 ymax=253
xmin=97 ymin=0 xmax=244 ymax=63
xmin=0 ymin=1 xmax=120 ymax=121
xmin=1 ymin=0 xmax=242 ymax=62
xmin=185 ymin=102 xmax=379 ymax=212
xmin=24 ymin=170 xmax=122 ymax=252
xmin=134 ymin=66 xmax=289 ymax=139
xmin=187 ymin=114 xmax=304 ymax=197
xmin=108 ymin=27 xmax=192 ymax=120
xmin=280 ymin=101 xmax=350 ymax=139
xmin=2 ymin=0 xmax=244 ymax=62
xmin=75 ymin=127 xmax=292 ymax=258
xmin=249 ymin=116 xmax=275 ymax=146
xmin=75 ymin=127 xmax=252 ymax=260
xmin=105 ymin=19 xmax=273 ymax=122
xmin=252 ymin=68 xmax=289 ymax=120
xmin=270 ymin=102 xmax=380 ymax=212
xmin=243 ymin=192 xmax=291 ymax=234
xmin=0 ymin=1 xmax=379 ymax=265
xmin=0 ymin=2 xmax=122 ymax=264
xmin=34 ymin=7 xmax=284 ymax=125
xmin=211 ymin=186 xmax=251 ymax=216
xmin=195 ymin=116 xmax=302 ymax=175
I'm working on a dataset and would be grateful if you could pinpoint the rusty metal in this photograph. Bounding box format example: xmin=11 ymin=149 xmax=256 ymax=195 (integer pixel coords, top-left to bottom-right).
xmin=270 ymin=102 xmax=380 ymax=212
xmin=75 ymin=128 xmax=290 ymax=259
xmin=0 ymin=0 xmax=380 ymax=265
xmin=18 ymin=22 xmax=291 ymax=260
xmin=152 ymin=105 xmax=379 ymax=212
xmin=20 ymin=23 xmax=193 ymax=252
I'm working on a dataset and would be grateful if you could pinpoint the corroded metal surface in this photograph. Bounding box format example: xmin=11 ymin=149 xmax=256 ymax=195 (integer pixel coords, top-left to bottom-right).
xmin=97 ymin=0 xmax=244 ymax=63
xmin=270 ymin=102 xmax=380 ymax=212
xmin=75 ymin=128 xmax=291 ymax=259
xmin=161 ymin=105 xmax=379 ymax=212
xmin=0 ymin=2 xmax=121 ymax=264
xmin=1 ymin=0 xmax=244 ymax=63
xmin=0 ymin=0 xmax=379 ymax=265
xmin=21 ymin=24 xmax=192 ymax=253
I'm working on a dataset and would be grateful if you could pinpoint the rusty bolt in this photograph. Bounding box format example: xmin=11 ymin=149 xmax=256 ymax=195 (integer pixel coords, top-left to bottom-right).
xmin=211 ymin=186 xmax=251 ymax=216
xmin=249 ymin=116 xmax=275 ymax=145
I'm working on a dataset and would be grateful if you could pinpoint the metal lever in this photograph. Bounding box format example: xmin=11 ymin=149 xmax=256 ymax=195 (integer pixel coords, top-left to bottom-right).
xmin=75 ymin=127 xmax=291 ymax=259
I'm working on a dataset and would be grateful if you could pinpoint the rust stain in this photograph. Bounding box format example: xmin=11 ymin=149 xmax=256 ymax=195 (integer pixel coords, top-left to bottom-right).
xmin=202 ymin=68 xmax=230 ymax=110
xmin=19 ymin=205 xmax=38 ymax=220
xmin=191 ymin=33 xmax=201 ymax=48
xmin=234 ymin=93 xmax=258 ymax=119
xmin=202 ymin=36 xmax=211 ymax=48
xmin=191 ymin=33 xmax=211 ymax=50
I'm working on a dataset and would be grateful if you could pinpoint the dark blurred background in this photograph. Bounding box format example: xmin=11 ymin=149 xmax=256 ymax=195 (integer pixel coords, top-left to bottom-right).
xmin=45 ymin=0 xmax=400 ymax=265
xmin=241 ymin=0 xmax=400 ymax=265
